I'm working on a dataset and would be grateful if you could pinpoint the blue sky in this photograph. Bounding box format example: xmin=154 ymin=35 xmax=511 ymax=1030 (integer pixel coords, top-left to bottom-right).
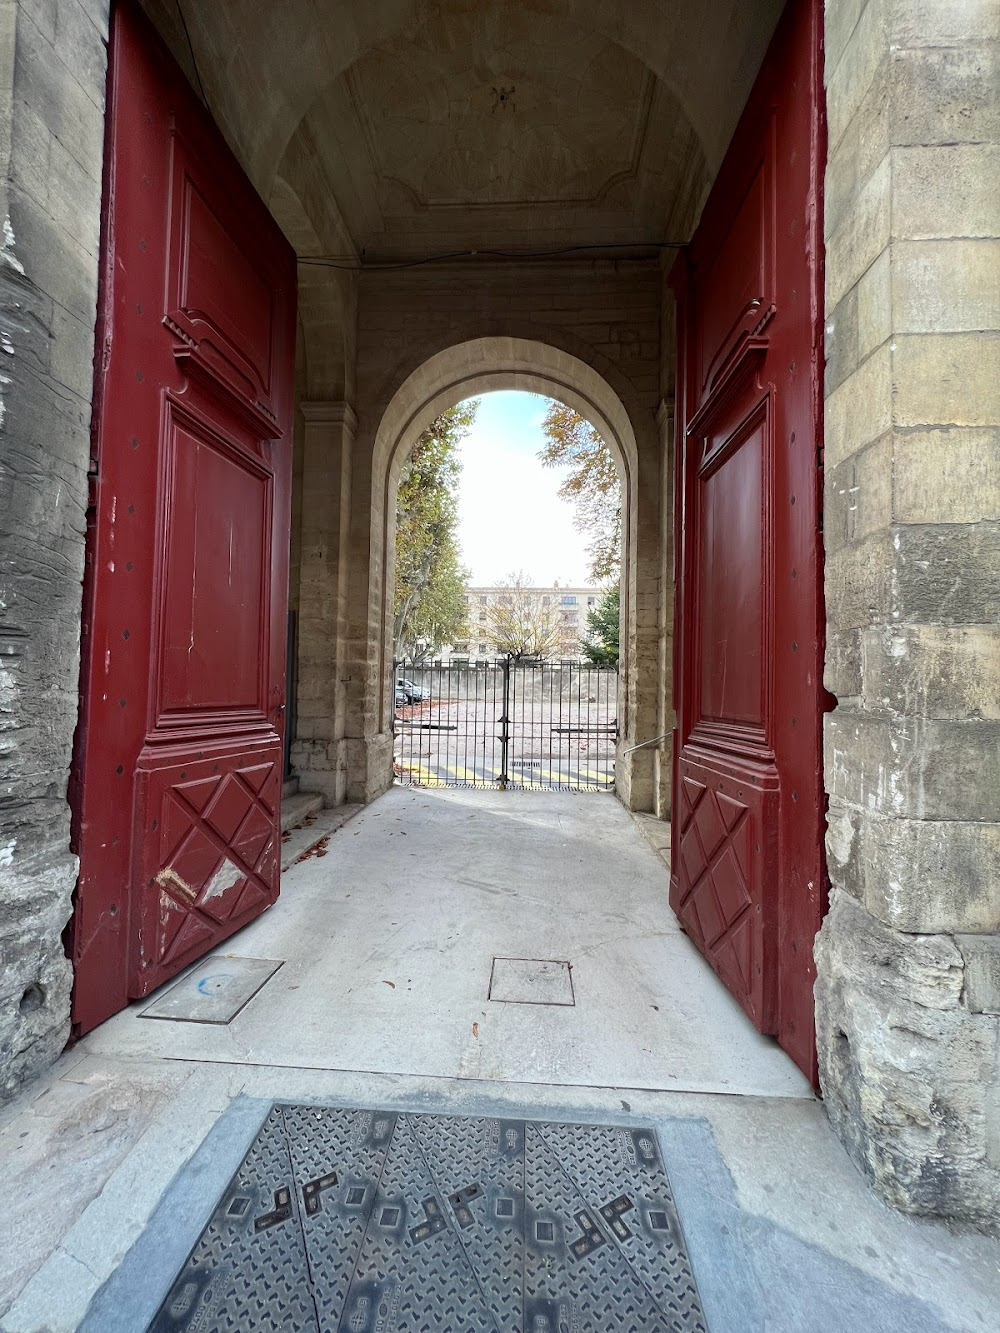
xmin=454 ymin=391 xmax=591 ymax=585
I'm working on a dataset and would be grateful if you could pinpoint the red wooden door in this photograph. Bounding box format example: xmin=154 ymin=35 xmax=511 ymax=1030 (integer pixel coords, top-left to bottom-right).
xmin=669 ymin=0 xmax=826 ymax=1082
xmin=70 ymin=4 xmax=296 ymax=1034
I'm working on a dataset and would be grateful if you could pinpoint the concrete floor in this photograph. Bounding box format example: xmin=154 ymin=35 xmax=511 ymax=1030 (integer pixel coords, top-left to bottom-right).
xmin=1 ymin=788 xmax=998 ymax=1331
xmin=80 ymin=787 xmax=810 ymax=1099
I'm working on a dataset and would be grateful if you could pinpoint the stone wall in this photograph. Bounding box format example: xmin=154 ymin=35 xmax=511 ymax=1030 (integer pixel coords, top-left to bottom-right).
xmin=0 ymin=0 xmax=108 ymax=1100
xmin=654 ymin=262 xmax=677 ymax=821
xmin=292 ymin=259 xmax=668 ymax=809
xmin=816 ymin=0 xmax=1000 ymax=1227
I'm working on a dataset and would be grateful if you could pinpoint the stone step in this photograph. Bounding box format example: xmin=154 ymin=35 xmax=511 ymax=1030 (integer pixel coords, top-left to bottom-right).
xmin=280 ymin=804 xmax=364 ymax=872
xmin=280 ymin=790 xmax=323 ymax=835
xmin=282 ymin=776 xmax=300 ymax=799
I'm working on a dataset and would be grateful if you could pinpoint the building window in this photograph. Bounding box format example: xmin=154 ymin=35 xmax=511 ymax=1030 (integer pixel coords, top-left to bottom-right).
xmin=587 ymin=597 xmax=596 ymax=607
xmin=479 ymin=613 xmax=487 ymax=622
xmin=479 ymin=596 xmax=488 ymax=605
xmin=561 ymin=595 xmax=578 ymax=606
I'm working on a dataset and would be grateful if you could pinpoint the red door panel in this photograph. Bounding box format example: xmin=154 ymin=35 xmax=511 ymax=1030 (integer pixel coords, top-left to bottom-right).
xmin=70 ymin=3 xmax=296 ymax=1032
xmin=670 ymin=0 xmax=826 ymax=1081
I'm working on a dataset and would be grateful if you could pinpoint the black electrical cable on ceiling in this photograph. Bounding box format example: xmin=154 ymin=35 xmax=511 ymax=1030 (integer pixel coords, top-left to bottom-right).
xmin=175 ymin=0 xmax=208 ymax=105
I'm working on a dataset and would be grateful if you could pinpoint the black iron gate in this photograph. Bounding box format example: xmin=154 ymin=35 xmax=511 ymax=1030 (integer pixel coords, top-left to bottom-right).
xmin=392 ymin=659 xmax=618 ymax=792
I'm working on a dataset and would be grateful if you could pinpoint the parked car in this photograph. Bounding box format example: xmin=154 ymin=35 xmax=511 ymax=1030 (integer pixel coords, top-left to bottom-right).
xmin=394 ymin=685 xmax=409 ymax=710
xmin=396 ymin=677 xmax=428 ymax=703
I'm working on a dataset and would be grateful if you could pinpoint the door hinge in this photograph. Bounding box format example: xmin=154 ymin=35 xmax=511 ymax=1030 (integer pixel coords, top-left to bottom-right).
xmin=86 ymin=455 xmax=99 ymax=511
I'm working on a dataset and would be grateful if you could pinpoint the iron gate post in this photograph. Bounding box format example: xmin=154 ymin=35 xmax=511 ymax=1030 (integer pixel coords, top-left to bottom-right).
xmin=498 ymin=654 xmax=511 ymax=789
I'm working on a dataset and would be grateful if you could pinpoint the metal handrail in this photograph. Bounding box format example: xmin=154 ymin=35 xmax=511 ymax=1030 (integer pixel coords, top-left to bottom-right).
xmin=622 ymin=732 xmax=671 ymax=755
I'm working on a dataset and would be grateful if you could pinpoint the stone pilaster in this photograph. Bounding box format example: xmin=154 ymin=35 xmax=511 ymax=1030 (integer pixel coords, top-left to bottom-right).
xmin=0 ymin=0 xmax=109 ymax=1103
xmin=817 ymin=0 xmax=1000 ymax=1228
xmin=653 ymin=396 xmax=675 ymax=821
xmin=291 ymin=401 xmax=357 ymax=806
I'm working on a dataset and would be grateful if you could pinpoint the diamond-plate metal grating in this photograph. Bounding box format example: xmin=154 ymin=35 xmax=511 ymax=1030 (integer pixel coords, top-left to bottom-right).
xmin=148 ymin=1105 xmax=709 ymax=1333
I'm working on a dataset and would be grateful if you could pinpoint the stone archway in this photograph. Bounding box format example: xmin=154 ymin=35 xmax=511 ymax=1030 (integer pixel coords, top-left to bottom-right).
xmin=370 ymin=339 xmax=640 ymax=771
xmin=290 ymin=334 xmax=667 ymax=811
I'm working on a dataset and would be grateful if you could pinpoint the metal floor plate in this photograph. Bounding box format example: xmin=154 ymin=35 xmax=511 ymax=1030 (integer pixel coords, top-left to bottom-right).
xmin=148 ymin=1105 xmax=708 ymax=1333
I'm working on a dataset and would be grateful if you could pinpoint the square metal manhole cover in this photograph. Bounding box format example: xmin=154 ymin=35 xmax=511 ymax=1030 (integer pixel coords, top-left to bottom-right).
xmin=148 ymin=1105 xmax=707 ymax=1332
xmin=139 ymin=956 xmax=284 ymax=1025
xmin=488 ymin=956 xmax=575 ymax=1006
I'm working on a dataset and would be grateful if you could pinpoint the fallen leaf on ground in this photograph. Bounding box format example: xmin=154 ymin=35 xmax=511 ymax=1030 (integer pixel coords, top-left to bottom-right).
xmin=294 ymin=835 xmax=331 ymax=864
xmin=472 ymin=1022 xmax=479 ymax=1038
xmin=383 ymin=980 xmax=396 ymax=989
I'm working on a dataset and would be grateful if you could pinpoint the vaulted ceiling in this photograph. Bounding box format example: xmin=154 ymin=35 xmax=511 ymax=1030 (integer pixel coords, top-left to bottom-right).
xmin=143 ymin=0 xmax=784 ymax=260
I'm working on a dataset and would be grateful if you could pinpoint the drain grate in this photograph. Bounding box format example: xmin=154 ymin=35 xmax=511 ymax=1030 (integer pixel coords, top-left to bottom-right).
xmin=148 ymin=1105 xmax=708 ymax=1332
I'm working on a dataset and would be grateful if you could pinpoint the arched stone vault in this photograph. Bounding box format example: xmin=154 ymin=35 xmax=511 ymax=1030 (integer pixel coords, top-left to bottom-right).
xmin=140 ymin=0 xmax=783 ymax=242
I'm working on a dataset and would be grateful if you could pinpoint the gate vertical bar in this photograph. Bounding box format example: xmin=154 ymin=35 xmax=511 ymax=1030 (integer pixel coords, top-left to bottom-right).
xmin=498 ymin=655 xmax=511 ymax=790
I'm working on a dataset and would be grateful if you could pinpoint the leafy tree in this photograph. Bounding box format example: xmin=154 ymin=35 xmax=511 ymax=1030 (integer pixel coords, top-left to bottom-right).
xmin=538 ymin=401 xmax=622 ymax=581
xmin=394 ymin=401 xmax=478 ymax=661
xmin=486 ymin=573 xmax=563 ymax=659
xmin=581 ymin=584 xmax=620 ymax=666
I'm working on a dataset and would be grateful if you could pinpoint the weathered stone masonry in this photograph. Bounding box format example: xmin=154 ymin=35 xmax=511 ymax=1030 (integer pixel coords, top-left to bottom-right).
xmin=815 ymin=0 xmax=1000 ymax=1226
xmin=0 ymin=0 xmax=997 ymax=1237
xmin=292 ymin=261 xmax=669 ymax=812
xmin=0 ymin=0 xmax=108 ymax=1101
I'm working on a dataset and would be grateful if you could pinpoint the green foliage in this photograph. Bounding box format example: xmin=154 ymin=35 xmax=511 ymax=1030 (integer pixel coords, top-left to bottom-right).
xmin=394 ymin=401 xmax=478 ymax=661
xmin=538 ymin=401 xmax=622 ymax=581
xmin=581 ymin=584 xmax=620 ymax=665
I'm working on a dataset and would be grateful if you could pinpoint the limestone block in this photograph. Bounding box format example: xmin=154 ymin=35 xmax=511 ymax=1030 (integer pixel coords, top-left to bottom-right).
xmin=824 ymin=627 xmax=862 ymax=699
xmin=825 ymin=0 xmax=868 ymax=76
xmin=824 ymin=69 xmax=890 ymax=242
xmin=894 ymin=333 xmax=1000 ymax=429
xmin=862 ymin=813 xmax=1000 ymax=933
xmin=826 ymin=0 xmax=889 ymax=152
xmin=988 ymin=1082 xmax=1000 ymax=1169
xmin=893 ymin=144 xmax=1000 ymax=241
xmin=861 ymin=624 xmax=1000 ymax=721
xmin=815 ymin=890 xmax=1000 ymax=1227
xmin=823 ymin=435 xmax=893 ymax=553
xmin=825 ymin=710 xmax=1000 ymax=821
xmin=8 ymin=185 xmax=98 ymax=323
xmin=825 ymin=156 xmax=890 ymax=309
xmin=0 ymin=853 xmax=76 ymax=1105
xmin=824 ymin=343 xmax=891 ymax=471
xmin=13 ymin=9 xmax=105 ymax=184
xmin=824 ymin=796 xmax=865 ymax=901
xmin=890 ymin=0 xmax=1000 ymax=46
xmin=48 ymin=301 xmax=98 ymax=403
xmin=824 ymin=284 xmax=859 ymax=397
xmin=894 ymin=523 xmax=1000 ymax=626
xmin=893 ymin=240 xmax=1000 ymax=335
xmin=957 ymin=937 xmax=1000 ymax=1014
xmin=54 ymin=0 xmax=110 ymax=78
xmin=823 ymin=530 xmax=893 ymax=630
xmin=857 ymin=247 xmax=891 ymax=359
xmin=891 ymin=44 xmax=1000 ymax=148
xmin=10 ymin=94 xmax=53 ymax=213
xmin=894 ymin=427 xmax=1000 ymax=525
xmin=824 ymin=125 xmax=858 ymax=244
